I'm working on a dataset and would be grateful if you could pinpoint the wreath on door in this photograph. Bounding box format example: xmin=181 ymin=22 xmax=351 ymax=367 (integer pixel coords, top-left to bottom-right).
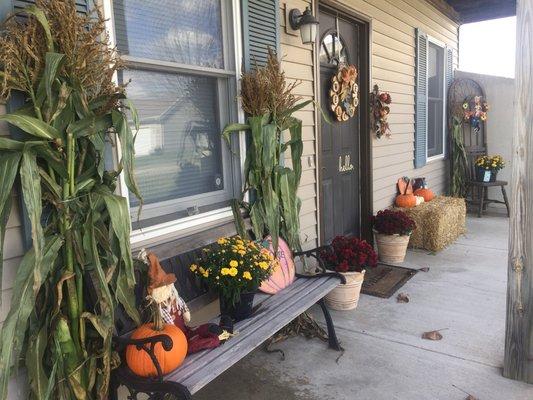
xmin=329 ymin=64 xmax=359 ymax=122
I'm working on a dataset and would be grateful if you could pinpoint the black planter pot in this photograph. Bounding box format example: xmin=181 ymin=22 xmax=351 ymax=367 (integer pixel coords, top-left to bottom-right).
xmin=219 ymin=292 xmax=255 ymax=322
xmin=475 ymin=166 xmax=497 ymax=183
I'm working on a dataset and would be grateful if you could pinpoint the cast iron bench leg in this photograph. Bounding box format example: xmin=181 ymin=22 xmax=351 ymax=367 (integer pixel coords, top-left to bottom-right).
xmin=317 ymin=298 xmax=343 ymax=351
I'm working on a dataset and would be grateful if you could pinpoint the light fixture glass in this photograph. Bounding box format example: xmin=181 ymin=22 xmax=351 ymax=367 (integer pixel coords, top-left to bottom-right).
xmin=289 ymin=7 xmax=319 ymax=45
xmin=300 ymin=21 xmax=317 ymax=44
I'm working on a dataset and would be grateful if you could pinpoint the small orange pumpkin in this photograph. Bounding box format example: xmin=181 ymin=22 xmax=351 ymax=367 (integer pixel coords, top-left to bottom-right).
xmin=395 ymin=193 xmax=417 ymax=208
xmin=126 ymin=322 xmax=188 ymax=377
xmin=414 ymin=188 xmax=434 ymax=202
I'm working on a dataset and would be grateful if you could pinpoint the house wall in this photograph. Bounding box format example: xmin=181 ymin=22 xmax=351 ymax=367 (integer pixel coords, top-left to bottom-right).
xmin=280 ymin=0 xmax=320 ymax=251
xmin=279 ymin=0 xmax=459 ymax=246
xmin=0 ymin=0 xmax=458 ymax=397
xmin=455 ymin=70 xmax=515 ymax=206
xmin=328 ymin=0 xmax=458 ymax=212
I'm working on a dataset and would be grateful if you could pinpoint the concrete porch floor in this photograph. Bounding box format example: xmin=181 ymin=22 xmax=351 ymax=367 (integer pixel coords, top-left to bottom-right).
xmin=195 ymin=211 xmax=533 ymax=400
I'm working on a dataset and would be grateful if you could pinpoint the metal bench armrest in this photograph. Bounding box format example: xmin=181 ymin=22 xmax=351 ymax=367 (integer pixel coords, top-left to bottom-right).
xmin=113 ymin=334 xmax=174 ymax=382
xmin=294 ymin=246 xmax=346 ymax=284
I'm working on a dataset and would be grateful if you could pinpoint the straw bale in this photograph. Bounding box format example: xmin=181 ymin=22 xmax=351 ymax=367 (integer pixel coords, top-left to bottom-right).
xmin=393 ymin=196 xmax=466 ymax=252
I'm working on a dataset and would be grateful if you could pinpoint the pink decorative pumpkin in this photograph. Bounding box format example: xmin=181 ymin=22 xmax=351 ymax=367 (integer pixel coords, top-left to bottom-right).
xmin=259 ymin=237 xmax=296 ymax=294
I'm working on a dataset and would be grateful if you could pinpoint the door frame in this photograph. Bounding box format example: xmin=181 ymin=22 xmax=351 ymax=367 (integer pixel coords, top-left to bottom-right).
xmin=314 ymin=1 xmax=373 ymax=244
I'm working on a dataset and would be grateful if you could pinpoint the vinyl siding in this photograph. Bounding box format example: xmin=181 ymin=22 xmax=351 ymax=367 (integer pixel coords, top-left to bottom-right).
xmin=358 ymin=0 xmax=459 ymax=211
xmin=280 ymin=0 xmax=458 ymax=234
xmin=0 ymin=1 xmax=459 ymax=313
xmin=280 ymin=0 xmax=319 ymax=251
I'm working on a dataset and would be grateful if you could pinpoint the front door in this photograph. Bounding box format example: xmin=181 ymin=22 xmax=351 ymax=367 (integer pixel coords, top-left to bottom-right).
xmin=319 ymin=7 xmax=368 ymax=244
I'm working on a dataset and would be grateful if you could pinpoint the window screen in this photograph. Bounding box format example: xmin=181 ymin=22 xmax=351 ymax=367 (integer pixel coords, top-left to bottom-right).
xmin=427 ymin=42 xmax=444 ymax=158
xmin=113 ymin=0 xmax=239 ymax=229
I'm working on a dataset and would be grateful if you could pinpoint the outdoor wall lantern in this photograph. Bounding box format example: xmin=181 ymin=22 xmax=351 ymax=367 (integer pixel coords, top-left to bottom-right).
xmin=289 ymin=7 xmax=319 ymax=44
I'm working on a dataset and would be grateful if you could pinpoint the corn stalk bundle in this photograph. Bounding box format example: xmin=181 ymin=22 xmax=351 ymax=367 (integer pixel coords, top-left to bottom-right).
xmin=0 ymin=1 xmax=141 ymax=398
xmin=450 ymin=116 xmax=469 ymax=197
xmin=222 ymin=51 xmax=309 ymax=253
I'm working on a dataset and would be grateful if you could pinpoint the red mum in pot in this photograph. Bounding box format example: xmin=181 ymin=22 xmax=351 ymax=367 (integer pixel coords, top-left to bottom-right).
xmin=320 ymin=236 xmax=378 ymax=273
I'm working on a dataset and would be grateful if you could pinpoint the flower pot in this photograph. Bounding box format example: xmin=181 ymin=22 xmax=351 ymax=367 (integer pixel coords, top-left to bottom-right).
xmin=325 ymin=270 xmax=365 ymax=311
xmin=219 ymin=292 xmax=255 ymax=322
xmin=475 ymin=166 xmax=497 ymax=182
xmin=374 ymin=232 xmax=410 ymax=263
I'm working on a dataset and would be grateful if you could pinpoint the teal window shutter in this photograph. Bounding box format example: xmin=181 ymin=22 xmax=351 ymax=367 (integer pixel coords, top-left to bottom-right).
xmin=445 ymin=46 xmax=455 ymax=89
xmin=444 ymin=46 xmax=454 ymax=158
xmin=242 ymin=0 xmax=280 ymax=71
xmin=13 ymin=0 xmax=88 ymax=14
xmin=415 ymin=28 xmax=428 ymax=169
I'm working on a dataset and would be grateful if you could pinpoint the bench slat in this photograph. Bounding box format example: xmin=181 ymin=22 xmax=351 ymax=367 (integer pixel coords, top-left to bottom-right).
xmin=165 ymin=276 xmax=340 ymax=394
xmin=172 ymin=277 xmax=320 ymax=375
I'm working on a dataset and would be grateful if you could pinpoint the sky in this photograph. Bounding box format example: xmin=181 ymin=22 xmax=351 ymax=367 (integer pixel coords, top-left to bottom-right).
xmin=459 ymin=16 xmax=516 ymax=78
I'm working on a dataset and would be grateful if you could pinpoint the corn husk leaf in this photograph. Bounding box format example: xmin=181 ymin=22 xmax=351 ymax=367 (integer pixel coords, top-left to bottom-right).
xmin=221 ymin=123 xmax=249 ymax=146
xmin=112 ymin=110 xmax=142 ymax=203
xmin=0 ymin=152 xmax=21 ymax=298
xmin=0 ymin=235 xmax=63 ymax=399
xmin=20 ymin=150 xmax=45 ymax=292
xmin=22 ymin=5 xmax=54 ymax=52
xmin=261 ymin=124 xmax=277 ymax=177
xmin=262 ymin=177 xmax=280 ymax=251
xmin=0 ymin=114 xmax=61 ymax=140
xmin=54 ymin=317 xmax=85 ymax=400
xmin=250 ymin=202 xmax=265 ymax=240
xmin=36 ymin=52 xmax=65 ymax=109
xmin=231 ymin=199 xmax=249 ymax=240
xmin=287 ymin=118 xmax=303 ymax=187
xmin=278 ymin=167 xmax=301 ymax=252
xmin=25 ymin=325 xmax=50 ymax=399
xmin=67 ymin=114 xmax=112 ymax=138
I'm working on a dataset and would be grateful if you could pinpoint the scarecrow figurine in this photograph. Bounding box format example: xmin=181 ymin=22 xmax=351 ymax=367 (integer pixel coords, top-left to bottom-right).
xmin=142 ymin=250 xmax=232 ymax=354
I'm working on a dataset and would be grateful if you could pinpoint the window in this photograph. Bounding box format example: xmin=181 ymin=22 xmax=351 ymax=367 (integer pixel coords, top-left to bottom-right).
xmin=427 ymin=41 xmax=445 ymax=158
xmin=319 ymin=32 xmax=348 ymax=66
xmin=415 ymin=29 xmax=453 ymax=168
xmin=111 ymin=0 xmax=241 ymax=231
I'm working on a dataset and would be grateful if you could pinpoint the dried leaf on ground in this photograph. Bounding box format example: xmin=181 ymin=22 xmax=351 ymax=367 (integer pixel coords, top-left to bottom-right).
xmin=422 ymin=330 xmax=444 ymax=340
xmin=397 ymin=293 xmax=410 ymax=303
xmin=465 ymin=395 xmax=478 ymax=400
xmin=419 ymin=267 xmax=430 ymax=272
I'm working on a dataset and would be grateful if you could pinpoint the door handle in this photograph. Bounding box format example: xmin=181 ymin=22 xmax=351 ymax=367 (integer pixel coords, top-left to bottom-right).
xmin=338 ymin=154 xmax=354 ymax=172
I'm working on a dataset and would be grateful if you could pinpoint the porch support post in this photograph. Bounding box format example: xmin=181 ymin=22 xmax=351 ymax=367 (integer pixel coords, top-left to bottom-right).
xmin=503 ymin=0 xmax=533 ymax=383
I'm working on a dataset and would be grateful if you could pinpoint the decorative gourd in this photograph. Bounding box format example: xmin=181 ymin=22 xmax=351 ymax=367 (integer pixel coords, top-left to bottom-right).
xmin=395 ymin=193 xmax=417 ymax=208
xmin=259 ymin=237 xmax=296 ymax=294
xmin=415 ymin=196 xmax=425 ymax=206
xmin=126 ymin=308 xmax=188 ymax=377
xmin=395 ymin=177 xmax=416 ymax=208
xmin=414 ymin=188 xmax=435 ymax=202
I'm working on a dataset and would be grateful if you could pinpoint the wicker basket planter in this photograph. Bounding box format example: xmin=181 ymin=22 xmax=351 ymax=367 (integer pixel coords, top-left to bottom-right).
xmin=374 ymin=232 xmax=410 ymax=263
xmin=325 ymin=270 xmax=365 ymax=311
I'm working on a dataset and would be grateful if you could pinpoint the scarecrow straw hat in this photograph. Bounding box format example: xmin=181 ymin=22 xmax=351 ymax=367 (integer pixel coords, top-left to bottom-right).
xmin=147 ymin=253 xmax=176 ymax=294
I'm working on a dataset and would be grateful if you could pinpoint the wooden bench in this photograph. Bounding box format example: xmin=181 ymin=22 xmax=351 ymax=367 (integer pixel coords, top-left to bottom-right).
xmin=108 ymin=242 xmax=344 ymax=399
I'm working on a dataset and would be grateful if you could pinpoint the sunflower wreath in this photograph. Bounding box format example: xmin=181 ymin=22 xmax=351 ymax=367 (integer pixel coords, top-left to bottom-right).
xmin=462 ymin=95 xmax=489 ymax=133
xmin=329 ymin=64 xmax=359 ymax=122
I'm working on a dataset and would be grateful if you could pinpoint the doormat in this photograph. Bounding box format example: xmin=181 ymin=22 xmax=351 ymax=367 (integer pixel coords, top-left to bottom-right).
xmin=361 ymin=263 xmax=418 ymax=298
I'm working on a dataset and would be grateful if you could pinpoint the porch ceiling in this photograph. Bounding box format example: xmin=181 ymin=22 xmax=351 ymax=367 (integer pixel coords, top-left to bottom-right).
xmin=446 ymin=0 xmax=516 ymax=24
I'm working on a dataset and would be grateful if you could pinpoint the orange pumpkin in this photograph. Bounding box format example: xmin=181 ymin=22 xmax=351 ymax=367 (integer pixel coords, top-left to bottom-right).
xmin=126 ymin=323 xmax=188 ymax=377
xmin=414 ymin=188 xmax=435 ymax=202
xmin=395 ymin=193 xmax=417 ymax=208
